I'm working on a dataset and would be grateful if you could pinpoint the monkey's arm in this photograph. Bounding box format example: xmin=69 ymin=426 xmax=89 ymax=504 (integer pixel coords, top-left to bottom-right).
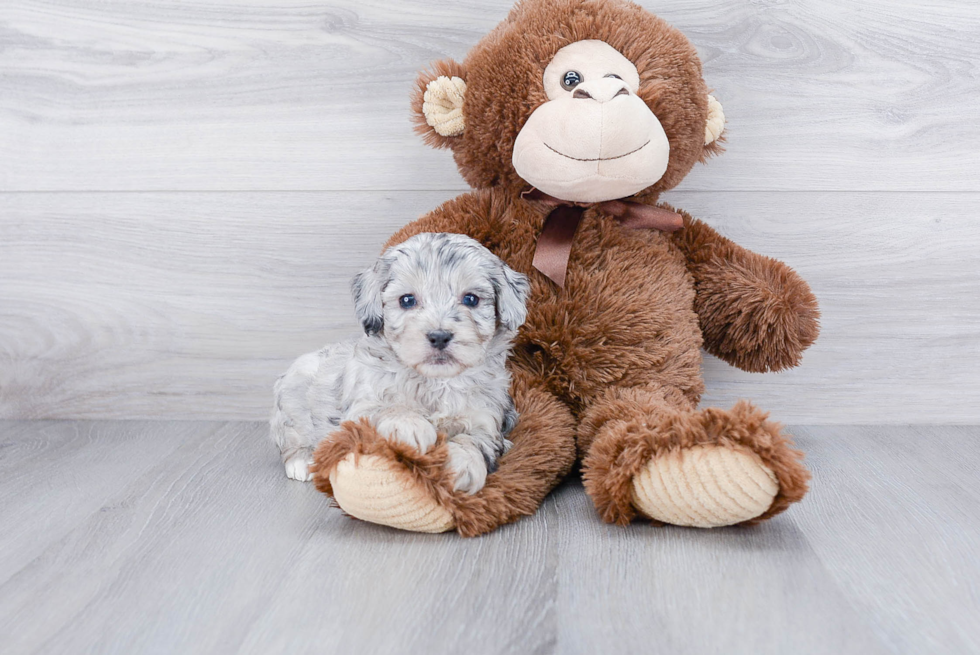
xmin=670 ymin=209 xmax=820 ymax=373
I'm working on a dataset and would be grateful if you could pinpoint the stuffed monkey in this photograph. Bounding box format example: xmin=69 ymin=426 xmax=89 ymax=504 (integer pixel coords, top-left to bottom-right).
xmin=311 ymin=0 xmax=818 ymax=536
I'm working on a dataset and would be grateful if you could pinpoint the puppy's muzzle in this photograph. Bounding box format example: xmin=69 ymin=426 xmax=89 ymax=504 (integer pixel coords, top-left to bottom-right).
xmin=426 ymin=330 xmax=454 ymax=351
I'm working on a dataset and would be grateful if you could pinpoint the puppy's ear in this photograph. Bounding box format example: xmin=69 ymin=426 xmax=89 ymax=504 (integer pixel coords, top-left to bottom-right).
xmin=492 ymin=262 xmax=530 ymax=333
xmin=350 ymin=256 xmax=390 ymax=336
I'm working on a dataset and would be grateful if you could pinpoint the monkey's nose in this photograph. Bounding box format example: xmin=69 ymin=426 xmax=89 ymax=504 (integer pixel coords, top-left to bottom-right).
xmin=572 ymin=78 xmax=630 ymax=103
xmin=427 ymin=330 xmax=454 ymax=350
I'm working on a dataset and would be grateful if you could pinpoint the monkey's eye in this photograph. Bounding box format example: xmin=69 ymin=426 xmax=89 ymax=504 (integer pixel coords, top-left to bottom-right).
xmin=462 ymin=293 xmax=480 ymax=308
xmin=399 ymin=294 xmax=416 ymax=309
xmin=604 ymin=73 xmax=623 ymax=80
xmin=561 ymin=70 xmax=583 ymax=90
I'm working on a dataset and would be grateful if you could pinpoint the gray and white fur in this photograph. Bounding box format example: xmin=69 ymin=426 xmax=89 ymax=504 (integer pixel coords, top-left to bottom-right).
xmin=270 ymin=232 xmax=530 ymax=494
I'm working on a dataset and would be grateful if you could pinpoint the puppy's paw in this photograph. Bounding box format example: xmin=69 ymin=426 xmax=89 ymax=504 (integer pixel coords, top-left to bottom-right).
xmin=376 ymin=413 xmax=439 ymax=453
xmin=284 ymin=452 xmax=314 ymax=482
xmin=447 ymin=441 xmax=489 ymax=494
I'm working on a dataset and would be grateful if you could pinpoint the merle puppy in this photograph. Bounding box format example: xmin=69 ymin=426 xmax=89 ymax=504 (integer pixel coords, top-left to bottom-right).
xmin=270 ymin=232 xmax=530 ymax=494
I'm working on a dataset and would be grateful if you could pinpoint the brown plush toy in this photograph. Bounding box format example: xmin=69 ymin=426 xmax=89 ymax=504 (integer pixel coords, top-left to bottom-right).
xmin=310 ymin=0 xmax=819 ymax=536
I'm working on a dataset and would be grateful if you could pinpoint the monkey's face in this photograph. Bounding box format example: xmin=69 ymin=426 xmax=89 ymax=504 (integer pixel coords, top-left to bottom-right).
xmin=412 ymin=0 xmax=725 ymax=200
xmin=512 ymin=40 xmax=670 ymax=203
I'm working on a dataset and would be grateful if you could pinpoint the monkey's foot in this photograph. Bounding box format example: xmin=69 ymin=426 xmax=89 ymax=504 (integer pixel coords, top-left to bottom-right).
xmin=583 ymin=400 xmax=810 ymax=527
xmin=311 ymin=420 xmax=456 ymax=534
xmin=328 ymin=453 xmax=455 ymax=533
xmin=310 ymin=374 xmax=577 ymax=537
xmin=631 ymin=444 xmax=778 ymax=527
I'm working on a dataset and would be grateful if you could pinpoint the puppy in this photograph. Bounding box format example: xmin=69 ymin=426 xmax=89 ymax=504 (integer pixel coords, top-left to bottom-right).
xmin=270 ymin=232 xmax=530 ymax=494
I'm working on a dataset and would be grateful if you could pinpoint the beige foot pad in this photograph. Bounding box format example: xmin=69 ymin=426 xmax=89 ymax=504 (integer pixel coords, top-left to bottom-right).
xmin=631 ymin=445 xmax=779 ymax=528
xmin=329 ymin=453 xmax=455 ymax=533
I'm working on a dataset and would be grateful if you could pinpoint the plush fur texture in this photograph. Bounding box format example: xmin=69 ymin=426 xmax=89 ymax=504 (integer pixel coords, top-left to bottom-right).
xmin=579 ymin=392 xmax=809 ymax=525
xmin=312 ymin=0 xmax=819 ymax=535
xmin=670 ymin=210 xmax=820 ymax=372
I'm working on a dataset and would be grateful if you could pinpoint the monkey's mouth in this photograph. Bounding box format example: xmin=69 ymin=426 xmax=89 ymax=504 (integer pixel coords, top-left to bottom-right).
xmin=543 ymin=140 xmax=650 ymax=162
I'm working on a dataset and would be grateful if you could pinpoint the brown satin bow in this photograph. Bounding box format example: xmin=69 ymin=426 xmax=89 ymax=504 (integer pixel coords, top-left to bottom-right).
xmin=522 ymin=188 xmax=684 ymax=287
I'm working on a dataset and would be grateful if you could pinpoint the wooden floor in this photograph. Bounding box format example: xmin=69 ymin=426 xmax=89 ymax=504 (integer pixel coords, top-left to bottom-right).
xmin=0 ymin=421 xmax=977 ymax=655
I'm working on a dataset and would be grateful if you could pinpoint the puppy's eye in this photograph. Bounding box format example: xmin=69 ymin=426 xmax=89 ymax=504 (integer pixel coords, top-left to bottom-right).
xmin=461 ymin=293 xmax=479 ymax=308
xmin=399 ymin=294 xmax=416 ymax=309
xmin=604 ymin=73 xmax=622 ymax=80
xmin=561 ymin=70 xmax=583 ymax=90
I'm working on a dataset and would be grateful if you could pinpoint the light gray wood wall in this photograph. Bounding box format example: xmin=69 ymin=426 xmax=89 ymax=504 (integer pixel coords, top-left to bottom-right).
xmin=2 ymin=0 xmax=978 ymax=422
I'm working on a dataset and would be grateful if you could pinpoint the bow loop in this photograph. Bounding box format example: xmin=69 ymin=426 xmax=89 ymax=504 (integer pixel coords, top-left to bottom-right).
xmin=523 ymin=189 xmax=683 ymax=287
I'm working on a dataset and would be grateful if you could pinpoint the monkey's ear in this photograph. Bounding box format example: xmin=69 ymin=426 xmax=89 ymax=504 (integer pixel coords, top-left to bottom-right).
xmin=411 ymin=59 xmax=467 ymax=149
xmin=350 ymin=256 xmax=391 ymax=336
xmin=702 ymin=94 xmax=726 ymax=157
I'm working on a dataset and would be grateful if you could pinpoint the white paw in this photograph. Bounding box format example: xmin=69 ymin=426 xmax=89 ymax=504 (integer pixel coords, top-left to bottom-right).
xmin=284 ymin=454 xmax=313 ymax=482
xmin=446 ymin=441 xmax=488 ymax=494
xmin=376 ymin=413 xmax=439 ymax=453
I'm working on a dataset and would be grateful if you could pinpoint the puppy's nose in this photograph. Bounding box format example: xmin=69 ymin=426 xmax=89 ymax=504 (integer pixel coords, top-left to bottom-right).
xmin=427 ymin=330 xmax=454 ymax=350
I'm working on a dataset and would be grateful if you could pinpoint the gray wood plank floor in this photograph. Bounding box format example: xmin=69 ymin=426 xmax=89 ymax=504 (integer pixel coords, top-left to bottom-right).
xmin=1 ymin=421 xmax=977 ymax=655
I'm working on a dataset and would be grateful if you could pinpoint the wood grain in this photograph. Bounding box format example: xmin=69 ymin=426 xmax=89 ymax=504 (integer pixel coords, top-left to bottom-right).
xmin=1 ymin=0 xmax=978 ymax=422
xmin=552 ymin=479 xmax=889 ymax=655
xmin=0 ymin=420 xmax=196 ymax=583
xmin=2 ymin=191 xmax=978 ymax=422
xmin=0 ymin=0 xmax=977 ymax=192
xmin=1 ymin=421 xmax=978 ymax=654
xmin=793 ymin=426 xmax=980 ymax=654
xmin=0 ymin=421 xmax=326 ymax=654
